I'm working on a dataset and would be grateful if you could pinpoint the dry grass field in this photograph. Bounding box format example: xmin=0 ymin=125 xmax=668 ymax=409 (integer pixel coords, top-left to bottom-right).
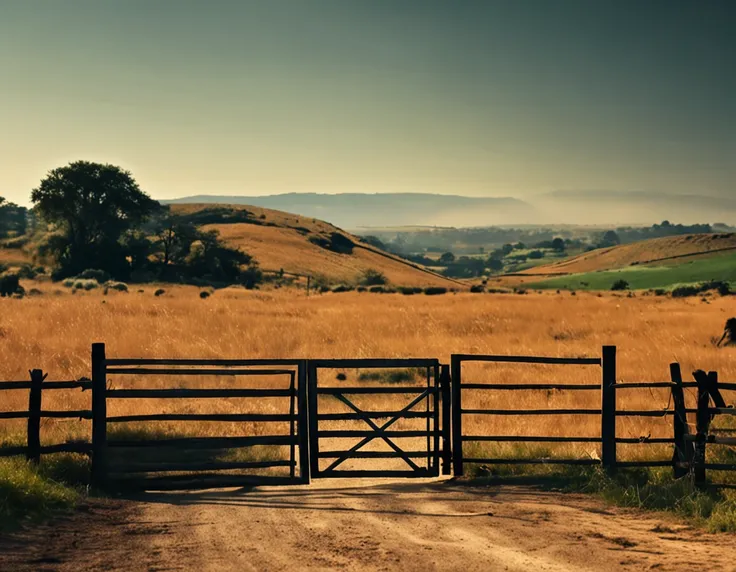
xmin=0 ymin=285 xmax=734 ymax=473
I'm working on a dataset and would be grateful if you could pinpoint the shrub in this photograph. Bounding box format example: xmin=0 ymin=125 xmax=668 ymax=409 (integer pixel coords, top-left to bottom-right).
xmin=154 ymin=288 xmax=165 ymax=297
xmin=611 ymin=279 xmax=630 ymax=291
xmin=356 ymin=286 xmax=367 ymax=293
xmin=73 ymin=279 xmax=98 ymax=291
xmin=331 ymin=284 xmax=354 ymax=293
xmin=424 ymin=287 xmax=447 ymax=296
xmin=105 ymin=281 xmax=128 ymax=292
xmin=28 ymin=288 xmax=43 ymax=297
xmin=672 ymin=285 xmax=700 ymax=298
xmin=199 ymin=291 xmax=210 ymax=299
xmin=76 ymin=269 xmax=111 ymax=283
xmin=398 ymin=286 xmax=423 ymax=295
xmin=361 ymin=268 xmax=388 ymax=286
xmin=369 ymin=285 xmax=387 ymax=293
xmin=17 ymin=265 xmax=37 ymax=279
xmin=469 ymin=285 xmax=485 ymax=293
xmin=0 ymin=274 xmax=22 ymax=297
xmin=335 ymin=373 xmax=347 ymax=381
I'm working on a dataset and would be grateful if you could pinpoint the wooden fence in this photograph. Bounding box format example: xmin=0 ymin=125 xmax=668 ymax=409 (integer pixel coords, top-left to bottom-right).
xmin=450 ymin=348 xmax=735 ymax=477
xmin=0 ymin=370 xmax=92 ymax=462
xmin=1 ymin=344 xmax=734 ymax=490
xmin=679 ymin=369 xmax=736 ymax=487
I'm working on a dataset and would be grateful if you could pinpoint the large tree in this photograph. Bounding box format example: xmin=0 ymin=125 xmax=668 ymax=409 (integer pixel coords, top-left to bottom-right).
xmin=31 ymin=161 xmax=160 ymax=278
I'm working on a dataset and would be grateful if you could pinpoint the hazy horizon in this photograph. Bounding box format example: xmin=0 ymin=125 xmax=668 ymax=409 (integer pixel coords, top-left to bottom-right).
xmin=1 ymin=1 xmax=734 ymax=207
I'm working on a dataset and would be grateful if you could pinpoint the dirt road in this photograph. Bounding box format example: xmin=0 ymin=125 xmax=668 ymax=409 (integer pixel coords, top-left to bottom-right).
xmin=3 ymin=479 xmax=735 ymax=571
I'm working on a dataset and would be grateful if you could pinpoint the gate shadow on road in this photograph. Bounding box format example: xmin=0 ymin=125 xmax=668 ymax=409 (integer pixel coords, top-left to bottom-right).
xmin=123 ymin=477 xmax=591 ymax=521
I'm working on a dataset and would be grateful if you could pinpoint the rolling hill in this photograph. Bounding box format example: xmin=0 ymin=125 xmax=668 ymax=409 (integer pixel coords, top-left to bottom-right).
xmin=503 ymin=232 xmax=736 ymax=291
xmin=170 ymin=204 xmax=459 ymax=288
xmin=519 ymin=233 xmax=736 ymax=276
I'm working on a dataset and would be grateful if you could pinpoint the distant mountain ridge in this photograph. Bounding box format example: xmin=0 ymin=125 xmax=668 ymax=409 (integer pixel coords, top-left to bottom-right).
xmin=164 ymin=193 xmax=531 ymax=228
xmin=164 ymin=191 xmax=736 ymax=228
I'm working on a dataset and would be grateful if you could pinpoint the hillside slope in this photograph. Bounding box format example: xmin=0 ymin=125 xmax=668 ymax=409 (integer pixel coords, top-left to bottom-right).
xmin=519 ymin=233 xmax=736 ymax=276
xmin=171 ymin=203 xmax=458 ymax=288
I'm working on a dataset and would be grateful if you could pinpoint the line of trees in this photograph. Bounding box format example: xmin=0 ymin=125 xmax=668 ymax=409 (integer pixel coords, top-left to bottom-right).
xmin=0 ymin=196 xmax=28 ymax=238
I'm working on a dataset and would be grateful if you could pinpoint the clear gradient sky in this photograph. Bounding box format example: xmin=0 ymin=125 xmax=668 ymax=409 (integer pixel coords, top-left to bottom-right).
xmin=1 ymin=1 xmax=734 ymax=205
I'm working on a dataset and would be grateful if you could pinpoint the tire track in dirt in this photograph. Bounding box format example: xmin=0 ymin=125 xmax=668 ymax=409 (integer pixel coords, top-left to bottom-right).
xmin=2 ymin=479 xmax=735 ymax=571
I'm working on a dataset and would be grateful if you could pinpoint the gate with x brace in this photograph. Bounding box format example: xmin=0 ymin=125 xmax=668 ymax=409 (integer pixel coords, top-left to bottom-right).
xmin=307 ymin=359 xmax=451 ymax=478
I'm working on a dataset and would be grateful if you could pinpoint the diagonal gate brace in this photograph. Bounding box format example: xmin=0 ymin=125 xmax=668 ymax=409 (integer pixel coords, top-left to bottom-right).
xmin=324 ymin=390 xmax=431 ymax=472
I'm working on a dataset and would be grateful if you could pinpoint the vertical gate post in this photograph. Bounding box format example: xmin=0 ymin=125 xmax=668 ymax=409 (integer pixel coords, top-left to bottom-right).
xmin=91 ymin=343 xmax=108 ymax=489
xmin=451 ymin=356 xmax=463 ymax=477
xmin=297 ymin=360 xmax=311 ymax=484
xmin=693 ymin=370 xmax=711 ymax=487
xmin=670 ymin=363 xmax=692 ymax=478
xmin=26 ymin=369 xmax=45 ymax=463
xmin=307 ymin=361 xmax=319 ymax=480
xmin=601 ymin=346 xmax=617 ymax=472
xmin=440 ymin=364 xmax=452 ymax=476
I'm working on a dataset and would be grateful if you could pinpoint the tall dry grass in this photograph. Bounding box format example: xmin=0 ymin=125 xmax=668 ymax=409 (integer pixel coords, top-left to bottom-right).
xmin=0 ymin=285 xmax=734 ymax=469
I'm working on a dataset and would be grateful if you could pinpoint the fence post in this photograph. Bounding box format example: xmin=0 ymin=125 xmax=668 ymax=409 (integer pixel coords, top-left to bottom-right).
xmin=601 ymin=346 xmax=617 ymax=472
xmin=450 ymin=356 xmax=463 ymax=477
xmin=440 ymin=364 xmax=452 ymax=476
xmin=91 ymin=343 xmax=108 ymax=489
xmin=307 ymin=361 xmax=319 ymax=479
xmin=693 ymin=370 xmax=710 ymax=488
xmin=670 ymin=363 xmax=692 ymax=478
xmin=297 ymin=360 xmax=310 ymax=484
xmin=26 ymin=369 xmax=45 ymax=463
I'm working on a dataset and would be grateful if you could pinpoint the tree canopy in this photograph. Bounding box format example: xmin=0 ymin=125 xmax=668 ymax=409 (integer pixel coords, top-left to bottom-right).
xmin=31 ymin=161 xmax=160 ymax=277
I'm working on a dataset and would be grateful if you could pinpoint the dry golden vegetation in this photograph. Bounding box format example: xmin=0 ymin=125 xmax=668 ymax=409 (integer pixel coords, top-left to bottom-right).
xmin=0 ymin=285 xmax=734 ymax=473
xmin=171 ymin=203 xmax=456 ymax=288
xmin=520 ymin=232 xmax=736 ymax=276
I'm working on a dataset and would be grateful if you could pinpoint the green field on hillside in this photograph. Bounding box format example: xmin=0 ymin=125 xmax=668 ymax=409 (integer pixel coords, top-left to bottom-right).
xmin=526 ymin=251 xmax=736 ymax=291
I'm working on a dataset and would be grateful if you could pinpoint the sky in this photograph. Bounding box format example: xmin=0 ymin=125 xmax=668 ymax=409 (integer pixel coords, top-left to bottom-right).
xmin=0 ymin=0 xmax=734 ymax=205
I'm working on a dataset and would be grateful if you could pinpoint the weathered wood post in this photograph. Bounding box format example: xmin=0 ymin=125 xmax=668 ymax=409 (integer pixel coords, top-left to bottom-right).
xmin=670 ymin=363 xmax=692 ymax=478
xmin=450 ymin=356 xmax=463 ymax=477
xmin=601 ymin=346 xmax=617 ymax=472
xmin=91 ymin=343 xmax=108 ymax=489
xmin=307 ymin=361 xmax=319 ymax=480
xmin=26 ymin=369 xmax=45 ymax=463
xmin=440 ymin=364 xmax=452 ymax=475
xmin=693 ymin=369 xmax=711 ymax=487
xmin=297 ymin=360 xmax=310 ymax=484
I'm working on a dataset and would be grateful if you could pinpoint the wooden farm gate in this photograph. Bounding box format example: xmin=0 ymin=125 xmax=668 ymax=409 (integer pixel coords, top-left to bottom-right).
xmin=90 ymin=344 xmax=309 ymax=490
xmin=307 ymin=359 xmax=451 ymax=478
xmin=450 ymin=349 xmax=612 ymax=476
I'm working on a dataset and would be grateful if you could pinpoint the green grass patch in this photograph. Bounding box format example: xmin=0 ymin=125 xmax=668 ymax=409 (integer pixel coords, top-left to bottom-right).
xmin=526 ymin=251 xmax=736 ymax=291
xmin=0 ymin=454 xmax=89 ymax=531
xmin=465 ymin=443 xmax=736 ymax=533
